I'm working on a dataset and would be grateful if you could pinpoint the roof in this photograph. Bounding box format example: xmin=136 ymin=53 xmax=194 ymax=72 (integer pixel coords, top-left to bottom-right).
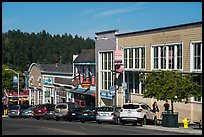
xmin=38 ymin=64 xmax=73 ymax=74
xmin=95 ymin=29 xmax=119 ymax=35
xmin=116 ymin=21 xmax=202 ymax=37
xmin=73 ymin=49 xmax=95 ymax=63
xmin=54 ymin=77 xmax=73 ymax=85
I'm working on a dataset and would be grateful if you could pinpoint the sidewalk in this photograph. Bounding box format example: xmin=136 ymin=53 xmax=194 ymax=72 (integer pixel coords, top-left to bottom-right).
xmin=142 ymin=124 xmax=202 ymax=135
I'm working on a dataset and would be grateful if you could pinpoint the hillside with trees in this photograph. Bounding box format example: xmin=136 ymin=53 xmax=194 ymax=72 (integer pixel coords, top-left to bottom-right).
xmin=2 ymin=29 xmax=95 ymax=72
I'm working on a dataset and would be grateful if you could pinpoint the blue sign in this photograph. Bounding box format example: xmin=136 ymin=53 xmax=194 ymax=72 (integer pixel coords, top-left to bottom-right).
xmin=100 ymin=90 xmax=113 ymax=99
xmin=44 ymin=77 xmax=52 ymax=85
xmin=109 ymin=86 xmax=115 ymax=96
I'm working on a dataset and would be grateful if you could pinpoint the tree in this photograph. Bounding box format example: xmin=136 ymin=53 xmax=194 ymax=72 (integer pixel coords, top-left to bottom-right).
xmin=2 ymin=64 xmax=24 ymax=96
xmin=140 ymin=70 xmax=201 ymax=114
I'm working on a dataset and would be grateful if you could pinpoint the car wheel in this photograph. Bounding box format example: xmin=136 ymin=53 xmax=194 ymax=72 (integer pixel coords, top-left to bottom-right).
xmin=35 ymin=117 xmax=40 ymax=120
xmin=97 ymin=121 xmax=102 ymax=124
xmin=55 ymin=117 xmax=60 ymax=121
xmin=153 ymin=117 xmax=157 ymax=125
xmin=121 ymin=121 xmax=126 ymax=125
xmin=81 ymin=120 xmax=85 ymax=123
xmin=115 ymin=117 xmax=120 ymax=125
xmin=143 ymin=117 xmax=147 ymax=125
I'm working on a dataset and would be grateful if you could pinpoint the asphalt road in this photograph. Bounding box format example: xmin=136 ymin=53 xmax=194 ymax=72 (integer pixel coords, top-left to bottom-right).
xmin=2 ymin=117 xmax=192 ymax=135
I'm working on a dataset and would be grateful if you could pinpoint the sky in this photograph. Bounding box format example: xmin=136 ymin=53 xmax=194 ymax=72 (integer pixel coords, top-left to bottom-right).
xmin=2 ymin=2 xmax=202 ymax=39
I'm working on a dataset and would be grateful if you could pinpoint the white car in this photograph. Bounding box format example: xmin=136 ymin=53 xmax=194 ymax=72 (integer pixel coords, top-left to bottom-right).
xmin=120 ymin=102 xmax=157 ymax=126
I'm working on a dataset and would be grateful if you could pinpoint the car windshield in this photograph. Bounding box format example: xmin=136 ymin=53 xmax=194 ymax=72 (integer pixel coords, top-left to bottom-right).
xmin=56 ymin=104 xmax=67 ymax=109
xmin=20 ymin=105 xmax=30 ymax=109
xmin=36 ymin=105 xmax=46 ymax=109
xmin=123 ymin=104 xmax=139 ymax=109
xmin=9 ymin=105 xmax=20 ymax=110
xmin=97 ymin=107 xmax=113 ymax=112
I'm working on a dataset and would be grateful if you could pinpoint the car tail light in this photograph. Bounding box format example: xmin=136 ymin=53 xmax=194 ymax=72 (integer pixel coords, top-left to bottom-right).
xmin=16 ymin=108 xmax=20 ymax=112
xmin=136 ymin=108 xmax=143 ymax=112
xmin=111 ymin=113 xmax=116 ymax=116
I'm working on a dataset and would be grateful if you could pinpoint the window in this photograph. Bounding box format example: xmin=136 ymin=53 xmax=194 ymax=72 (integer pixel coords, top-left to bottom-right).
xmin=152 ymin=43 xmax=182 ymax=70
xmin=160 ymin=46 xmax=166 ymax=69
xmin=124 ymin=47 xmax=145 ymax=69
xmin=153 ymin=47 xmax=159 ymax=69
xmin=177 ymin=45 xmax=182 ymax=69
xmin=129 ymin=48 xmax=133 ymax=68
xmin=100 ymin=52 xmax=114 ymax=90
xmin=127 ymin=72 xmax=144 ymax=95
xmin=168 ymin=45 xmax=175 ymax=69
xmin=124 ymin=49 xmax=128 ymax=68
xmin=135 ymin=48 xmax=140 ymax=68
xmin=192 ymin=75 xmax=202 ymax=102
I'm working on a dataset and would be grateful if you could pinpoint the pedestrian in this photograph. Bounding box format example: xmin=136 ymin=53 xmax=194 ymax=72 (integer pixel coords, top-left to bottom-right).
xmin=152 ymin=101 xmax=159 ymax=113
xmin=163 ymin=100 xmax=170 ymax=111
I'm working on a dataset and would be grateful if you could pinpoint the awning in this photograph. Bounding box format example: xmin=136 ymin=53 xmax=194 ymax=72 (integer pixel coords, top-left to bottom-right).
xmin=68 ymin=88 xmax=86 ymax=94
xmin=84 ymin=90 xmax=96 ymax=96
xmin=68 ymin=88 xmax=96 ymax=97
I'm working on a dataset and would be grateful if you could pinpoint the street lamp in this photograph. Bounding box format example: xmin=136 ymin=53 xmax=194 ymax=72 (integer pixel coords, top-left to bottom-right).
xmin=5 ymin=69 xmax=20 ymax=105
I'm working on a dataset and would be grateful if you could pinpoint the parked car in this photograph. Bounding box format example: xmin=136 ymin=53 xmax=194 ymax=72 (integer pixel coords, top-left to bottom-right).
xmin=96 ymin=106 xmax=121 ymax=124
xmin=54 ymin=102 xmax=76 ymax=121
xmin=66 ymin=107 xmax=84 ymax=122
xmin=19 ymin=105 xmax=34 ymax=118
xmin=78 ymin=107 xmax=99 ymax=123
xmin=8 ymin=104 xmax=21 ymax=118
xmin=44 ymin=104 xmax=56 ymax=120
xmin=33 ymin=104 xmax=55 ymax=120
xmin=119 ymin=102 xmax=157 ymax=126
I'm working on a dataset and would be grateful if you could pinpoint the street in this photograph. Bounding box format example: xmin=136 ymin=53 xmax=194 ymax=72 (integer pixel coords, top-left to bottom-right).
xmin=2 ymin=117 xmax=192 ymax=135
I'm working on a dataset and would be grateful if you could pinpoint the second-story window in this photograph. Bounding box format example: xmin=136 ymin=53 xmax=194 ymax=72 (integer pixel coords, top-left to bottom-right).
xmin=124 ymin=47 xmax=146 ymax=69
xmin=152 ymin=43 xmax=182 ymax=70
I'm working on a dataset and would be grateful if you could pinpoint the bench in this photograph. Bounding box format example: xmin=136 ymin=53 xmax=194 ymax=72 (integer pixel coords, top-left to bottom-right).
xmin=194 ymin=120 xmax=202 ymax=129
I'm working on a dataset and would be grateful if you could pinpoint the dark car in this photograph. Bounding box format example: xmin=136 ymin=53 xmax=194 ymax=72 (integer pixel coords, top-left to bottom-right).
xmin=78 ymin=107 xmax=99 ymax=123
xmin=33 ymin=104 xmax=55 ymax=120
xmin=19 ymin=105 xmax=34 ymax=118
xmin=44 ymin=104 xmax=56 ymax=120
xmin=66 ymin=107 xmax=84 ymax=122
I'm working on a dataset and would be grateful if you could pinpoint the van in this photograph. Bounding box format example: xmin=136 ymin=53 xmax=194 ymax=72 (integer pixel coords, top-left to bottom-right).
xmin=54 ymin=102 xmax=76 ymax=121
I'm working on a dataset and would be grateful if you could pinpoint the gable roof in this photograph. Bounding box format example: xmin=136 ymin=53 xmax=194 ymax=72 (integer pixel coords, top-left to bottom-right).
xmin=38 ymin=64 xmax=73 ymax=74
xmin=73 ymin=49 xmax=95 ymax=63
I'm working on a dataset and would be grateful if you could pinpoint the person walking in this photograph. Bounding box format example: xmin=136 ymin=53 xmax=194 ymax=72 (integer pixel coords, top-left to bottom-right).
xmin=152 ymin=101 xmax=159 ymax=118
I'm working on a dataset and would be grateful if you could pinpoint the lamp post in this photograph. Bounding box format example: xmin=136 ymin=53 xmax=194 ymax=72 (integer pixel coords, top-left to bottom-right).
xmin=5 ymin=69 xmax=20 ymax=105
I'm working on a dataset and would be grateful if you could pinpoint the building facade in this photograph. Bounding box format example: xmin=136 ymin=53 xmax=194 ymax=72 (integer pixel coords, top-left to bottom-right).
xmin=27 ymin=63 xmax=74 ymax=105
xmin=95 ymin=22 xmax=202 ymax=123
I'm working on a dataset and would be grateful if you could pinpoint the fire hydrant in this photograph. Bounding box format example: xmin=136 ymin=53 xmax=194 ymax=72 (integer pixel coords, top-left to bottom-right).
xmin=182 ymin=118 xmax=189 ymax=128
xmin=4 ymin=109 xmax=8 ymax=116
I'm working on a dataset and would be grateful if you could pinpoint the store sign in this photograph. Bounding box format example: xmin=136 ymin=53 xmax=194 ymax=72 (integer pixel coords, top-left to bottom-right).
xmin=44 ymin=77 xmax=53 ymax=85
xmin=114 ymin=50 xmax=123 ymax=65
xmin=82 ymin=81 xmax=91 ymax=88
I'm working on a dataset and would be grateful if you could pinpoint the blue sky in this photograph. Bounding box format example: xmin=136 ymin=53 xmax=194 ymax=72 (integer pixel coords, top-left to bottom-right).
xmin=2 ymin=2 xmax=202 ymax=39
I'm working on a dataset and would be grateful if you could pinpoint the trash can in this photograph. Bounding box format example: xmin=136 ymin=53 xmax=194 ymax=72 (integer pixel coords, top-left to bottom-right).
xmin=162 ymin=111 xmax=179 ymax=128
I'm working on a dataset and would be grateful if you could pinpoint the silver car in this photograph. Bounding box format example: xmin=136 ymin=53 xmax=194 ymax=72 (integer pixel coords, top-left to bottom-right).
xmin=8 ymin=105 xmax=21 ymax=118
xmin=54 ymin=102 xmax=76 ymax=121
xmin=96 ymin=106 xmax=121 ymax=124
